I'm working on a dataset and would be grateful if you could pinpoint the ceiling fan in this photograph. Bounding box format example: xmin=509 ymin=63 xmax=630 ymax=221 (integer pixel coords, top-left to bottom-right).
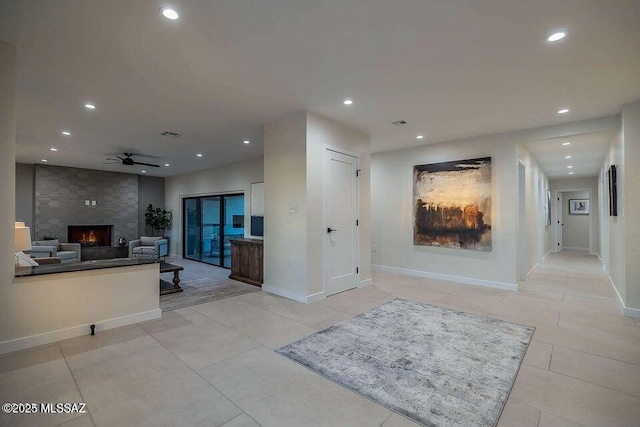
xmin=104 ymin=153 xmax=160 ymax=168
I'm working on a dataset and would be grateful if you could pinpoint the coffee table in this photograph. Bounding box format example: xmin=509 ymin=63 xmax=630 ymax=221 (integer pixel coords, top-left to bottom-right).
xmin=160 ymin=262 xmax=184 ymax=295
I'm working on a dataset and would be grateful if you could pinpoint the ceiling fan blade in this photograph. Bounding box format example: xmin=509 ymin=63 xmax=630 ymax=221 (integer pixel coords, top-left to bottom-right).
xmin=103 ymin=161 xmax=120 ymax=164
xmin=105 ymin=157 xmax=121 ymax=161
xmin=133 ymin=161 xmax=160 ymax=167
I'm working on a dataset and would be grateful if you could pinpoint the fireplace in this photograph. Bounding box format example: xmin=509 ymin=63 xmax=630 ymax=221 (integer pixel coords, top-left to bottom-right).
xmin=68 ymin=225 xmax=114 ymax=247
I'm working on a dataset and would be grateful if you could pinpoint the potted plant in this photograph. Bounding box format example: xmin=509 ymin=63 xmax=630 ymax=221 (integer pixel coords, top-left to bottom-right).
xmin=145 ymin=204 xmax=173 ymax=237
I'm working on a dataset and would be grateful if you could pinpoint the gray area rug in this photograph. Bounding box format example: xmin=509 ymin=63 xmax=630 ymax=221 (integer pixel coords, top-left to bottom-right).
xmin=160 ymin=273 xmax=259 ymax=311
xmin=277 ymin=299 xmax=534 ymax=427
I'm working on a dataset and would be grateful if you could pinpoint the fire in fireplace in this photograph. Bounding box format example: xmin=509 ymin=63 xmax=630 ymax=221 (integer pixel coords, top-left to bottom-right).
xmin=68 ymin=225 xmax=114 ymax=247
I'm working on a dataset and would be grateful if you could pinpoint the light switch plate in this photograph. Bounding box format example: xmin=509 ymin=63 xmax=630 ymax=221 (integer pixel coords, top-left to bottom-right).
xmin=85 ymin=200 xmax=90 ymax=206
xmin=91 ymin=200 xmax=96 ymax=206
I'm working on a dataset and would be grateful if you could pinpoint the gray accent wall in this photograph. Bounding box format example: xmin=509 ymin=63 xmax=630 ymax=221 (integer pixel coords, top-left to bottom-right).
xmin=138 ymin=175 xmax=166 ymax=237
xmin=34 ymin=165 xmax=140 ymax=243
xmin=15 ymin=163 xmax=35 ymax=228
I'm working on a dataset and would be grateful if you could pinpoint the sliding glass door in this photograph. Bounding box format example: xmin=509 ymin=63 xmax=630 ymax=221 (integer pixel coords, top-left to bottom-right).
xmin=183 ymin=194 xmax=244 ymax=268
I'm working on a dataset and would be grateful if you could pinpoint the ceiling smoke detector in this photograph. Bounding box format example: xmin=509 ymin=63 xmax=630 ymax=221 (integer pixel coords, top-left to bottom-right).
xmin=161 ymin=131 xmax=181 ymax=138
xmin=390 ymin=120 xmax=408 ymax=126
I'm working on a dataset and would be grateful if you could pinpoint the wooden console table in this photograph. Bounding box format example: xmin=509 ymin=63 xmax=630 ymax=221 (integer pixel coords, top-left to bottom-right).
xmin=229 ymin=238 xmax=263 ymax=287
xmin=160 ymin=262 xmax=184 ymax=295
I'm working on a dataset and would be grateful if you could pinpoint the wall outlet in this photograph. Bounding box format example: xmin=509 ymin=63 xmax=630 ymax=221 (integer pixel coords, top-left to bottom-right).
xmin=372 ymin=244 xmax=378 ymax=252
xmin=289 ymin=203 xmax=299 ymax=214
xmin=91 ymin=200 xmax=96 ymax=206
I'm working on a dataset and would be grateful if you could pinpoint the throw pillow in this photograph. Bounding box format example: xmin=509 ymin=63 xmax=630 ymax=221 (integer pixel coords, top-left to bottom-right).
xmin=15 ymin=251 xmax=39 ymax=267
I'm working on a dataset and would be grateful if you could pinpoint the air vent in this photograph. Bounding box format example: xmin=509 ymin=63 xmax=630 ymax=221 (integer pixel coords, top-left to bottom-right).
xmin=390 ymin=120 xmax=408 ymax=126
xmin=161 ymin=131 xmax=181 ymax=137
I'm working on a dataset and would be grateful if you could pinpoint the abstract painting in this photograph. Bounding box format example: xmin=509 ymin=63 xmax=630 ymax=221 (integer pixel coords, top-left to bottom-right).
xmin=414 ymin=157 xmax=492 ymax=251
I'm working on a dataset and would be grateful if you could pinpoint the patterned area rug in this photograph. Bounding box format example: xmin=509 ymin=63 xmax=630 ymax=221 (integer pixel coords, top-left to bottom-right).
xmin=160 ymin=273 xmax=260 ymax=311
xmin=277 ymin=299 xmax=534 ymax=427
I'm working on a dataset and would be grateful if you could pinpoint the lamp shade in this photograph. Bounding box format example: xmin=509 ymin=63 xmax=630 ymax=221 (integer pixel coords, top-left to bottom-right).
xmin=15 ymin=226 xmax=32 ymax=252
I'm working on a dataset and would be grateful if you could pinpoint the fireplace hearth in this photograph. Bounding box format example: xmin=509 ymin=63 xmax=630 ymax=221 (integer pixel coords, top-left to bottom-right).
xmin=68 ymin=225 xmax=114 ymax=247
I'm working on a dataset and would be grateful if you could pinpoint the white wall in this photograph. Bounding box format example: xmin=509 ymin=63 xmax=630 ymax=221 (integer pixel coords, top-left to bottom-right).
xmin=549 ymin=177 xmax=599 ymax=255
xmin=164 ymin=157 xmax=264 ymax=256
xmin=601 ymin=127 xmax=625 ymax=301
xmin=517 ymin=145 xmax=552 ymax=276
xmin=559 ymin=190 xmax=591 ymax=250
xmin=622 ymin=101 xmax=640 ymax=310
xmin=3 ymin=265 xmax=159 ymax=354
xmin=599 ymin=101 xmax=640 ymax=315
xmin=372 ymin=136 xmax=518 ymax=289
xmin=0 ymin=40 xmax=18 ymax=349
xmin=263 ymin=112 xmax=308 ymax=300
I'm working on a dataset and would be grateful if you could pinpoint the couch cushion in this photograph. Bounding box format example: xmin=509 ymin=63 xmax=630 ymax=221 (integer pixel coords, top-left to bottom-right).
xmin=57 ymin=251 xmax=77 ymax=261
xmin=140 ymin=236 xmax=162 ymax=246
xmin=33 ymin=239 xmax=59 ymax=249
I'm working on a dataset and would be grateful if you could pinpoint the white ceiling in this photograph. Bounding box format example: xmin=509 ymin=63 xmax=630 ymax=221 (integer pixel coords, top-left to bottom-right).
xmin=1 ymin=0 xmax=639 ymax=177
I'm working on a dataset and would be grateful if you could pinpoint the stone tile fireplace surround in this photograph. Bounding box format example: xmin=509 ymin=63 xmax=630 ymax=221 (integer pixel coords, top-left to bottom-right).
xmin=34 ymin=165 xmax=139 ymax=244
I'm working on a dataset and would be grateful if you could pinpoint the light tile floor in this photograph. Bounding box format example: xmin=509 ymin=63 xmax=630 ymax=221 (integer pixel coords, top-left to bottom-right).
xmin=1 ymin=251 xmax=639 ymax=426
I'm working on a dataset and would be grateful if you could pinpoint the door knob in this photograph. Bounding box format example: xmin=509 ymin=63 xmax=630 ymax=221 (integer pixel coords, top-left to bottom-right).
xmin=327 ymin=227 xmax=337 ymax=233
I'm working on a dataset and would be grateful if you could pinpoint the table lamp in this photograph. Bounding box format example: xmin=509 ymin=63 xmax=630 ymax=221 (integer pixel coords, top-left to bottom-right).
xmin=15 ymin=222 xmax=32 ymax=266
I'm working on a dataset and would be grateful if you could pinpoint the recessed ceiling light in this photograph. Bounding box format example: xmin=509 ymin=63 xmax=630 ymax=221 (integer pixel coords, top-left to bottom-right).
xmin=243 ymin=140 xmax=250 ymax=144
xmin=62 ymin=131 xmax=71 ymax=136
xmin=141 ymin=170 xmax=146 ymax=173
xmin=84 ymin=103 xmax=96 ymax=110
xmin=567 ymin=165 xmax=573 ymax=169
xmin=164 ymin=163 xmax=170 ymax=167
xmin=41 ymin=159 xmax=48 ymax=162
xmin=547 ymin=31 xmax=567 ymax=42
xmin=568 ymin=172 xmax=574 ymax=175
xmin=416 ymin=135 xmax=424 ymax=140
xmin=343 ymin=99 xmax=353 ymax=105
xmin=557 ymin=108 xmax=570 ymax=114
xmin=562 ymin=142 xmax=571 ymax=146
xmin=50 ymin=148 xmax=58 ymax=152
xmin=162 ymin=8 xmax=179 ymax=20
xmin=565 ymin=155 xmax=572 ymax=159
xmin=196 ymin=153 xmax=203 ymax=157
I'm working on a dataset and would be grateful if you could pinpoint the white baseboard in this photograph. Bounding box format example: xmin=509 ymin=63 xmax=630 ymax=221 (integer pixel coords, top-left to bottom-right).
xmin=0 ymin=309 xmax=161 ymax=355
xmin=359 ymin=278 xmax=373 ymax=287
xmin=524 ymin=250 xmax=552 ymax=279
xmin=306 ymin=291 xmax=326 ymax=303
xmin=262 ymin=284 xmax=324 ymax=304
xmin=372 ymin=264 xmax=518 ymax=291
xmin=607 ymin=275 xmax=640 ymax=318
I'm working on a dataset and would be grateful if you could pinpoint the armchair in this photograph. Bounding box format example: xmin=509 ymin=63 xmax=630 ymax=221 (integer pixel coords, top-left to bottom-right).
xmin=129 ymin=236 xmax=168 ymax=259
xmin=30 ymin=239 xmax=81 ymax=263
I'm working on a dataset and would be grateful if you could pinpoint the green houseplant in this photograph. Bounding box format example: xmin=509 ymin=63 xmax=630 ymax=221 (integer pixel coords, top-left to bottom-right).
xmin=145 ymin=204 xmax=173 ymax=236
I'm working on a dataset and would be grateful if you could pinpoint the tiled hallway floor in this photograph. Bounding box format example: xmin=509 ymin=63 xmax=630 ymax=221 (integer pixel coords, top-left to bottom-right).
xmin=2 ymin=251 xmax=639 ymax=426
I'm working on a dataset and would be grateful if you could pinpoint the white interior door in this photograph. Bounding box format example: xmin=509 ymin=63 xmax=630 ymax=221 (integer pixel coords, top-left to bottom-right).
xmin=556 ymin=192 xmax=563 ymax=252
xmin=324 ymin=149 xmax=358 ymax=296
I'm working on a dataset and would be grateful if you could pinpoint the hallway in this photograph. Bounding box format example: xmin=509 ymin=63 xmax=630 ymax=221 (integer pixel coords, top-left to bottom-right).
xmin=501 ymin=250 xmax=640 ymax=426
